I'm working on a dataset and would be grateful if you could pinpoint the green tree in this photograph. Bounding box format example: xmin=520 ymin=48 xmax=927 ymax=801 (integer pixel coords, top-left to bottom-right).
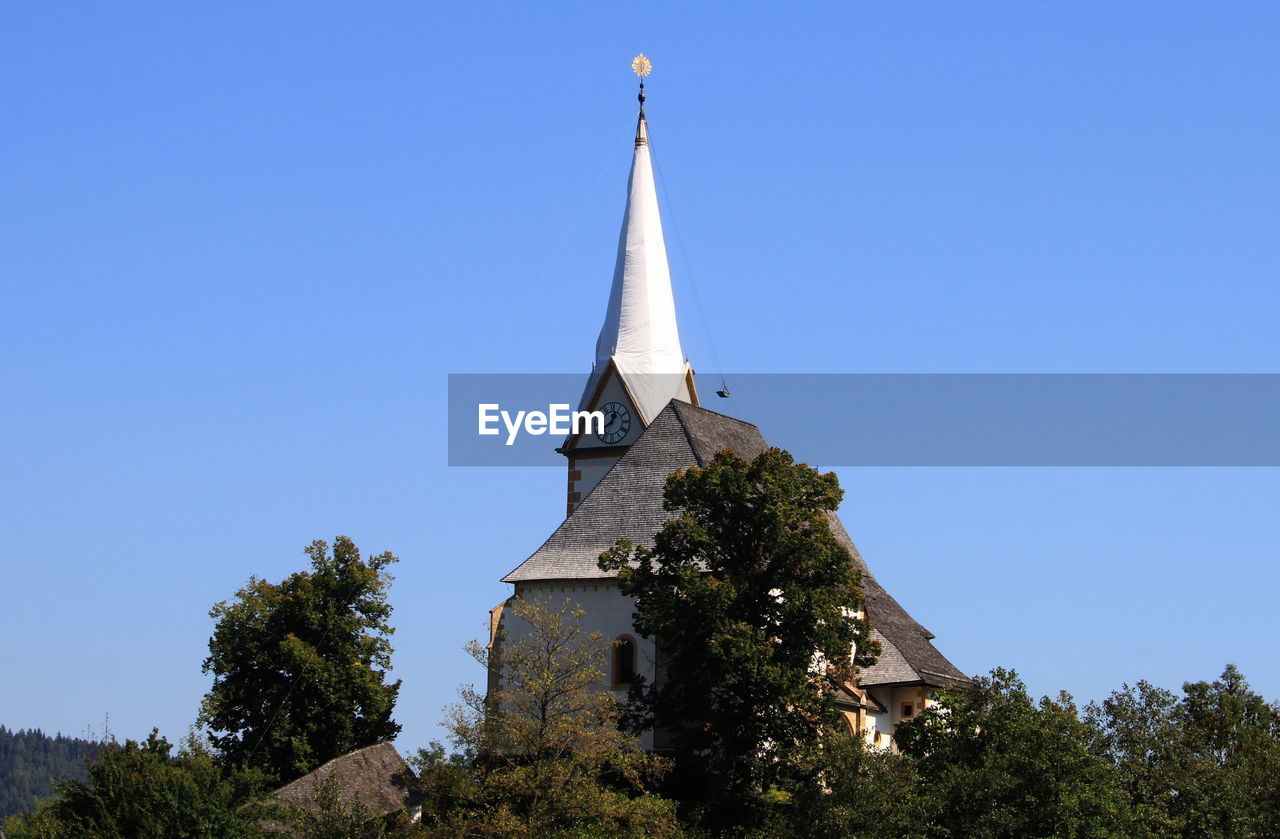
xmin=598 ymin=447 xmax=878 ymax=830
xmin=1085 ymin=665 xmax=1280 ymax=839
xmin=199 ymin=536 xmax=401 ymax=783
xmin=2 ymin=732 xmax=271 ymax=839
xmin=1179 ymin=665 xmax=1280 ymax=837
xmin=1085 ymin=679 xmax=1194 ymax=839
xmin=415 ymin=596 xmax=682 ymax=839
xmin=0 ymin=726 xmax=99 ymax=819
xmin=788 ymin=735 xmax=933 ymax=839
xmin=895 ymin=668 xmax=1125 ymax=839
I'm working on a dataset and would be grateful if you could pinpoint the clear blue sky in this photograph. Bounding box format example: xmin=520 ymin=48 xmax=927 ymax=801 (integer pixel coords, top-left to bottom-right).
xmin=2 ymin=3 xmax=1277 ymax=753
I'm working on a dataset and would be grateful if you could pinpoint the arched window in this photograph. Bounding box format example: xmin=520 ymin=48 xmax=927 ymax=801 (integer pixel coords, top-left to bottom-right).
xmin=612 ymin=636 xmax=637 ymax=688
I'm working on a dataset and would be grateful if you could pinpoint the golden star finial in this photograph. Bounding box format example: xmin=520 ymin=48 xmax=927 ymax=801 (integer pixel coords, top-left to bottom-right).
xmin=632 ymin=54 xmax=652 ymax=77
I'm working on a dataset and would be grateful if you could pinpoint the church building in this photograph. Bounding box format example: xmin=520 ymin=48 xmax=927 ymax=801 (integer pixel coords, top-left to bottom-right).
xmin=492 ymin=65 xmax=969 ymax=750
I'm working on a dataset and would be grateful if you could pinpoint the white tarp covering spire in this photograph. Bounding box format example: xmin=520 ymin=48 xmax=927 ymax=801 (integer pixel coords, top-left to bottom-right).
xmin=589 ymin=111 xmax=690 ymax=424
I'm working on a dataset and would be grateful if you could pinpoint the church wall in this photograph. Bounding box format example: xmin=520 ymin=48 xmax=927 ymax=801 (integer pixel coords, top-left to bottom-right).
xmin=566 ymin=368 xmax=642 ymax=511
xmin=571 ymin=455 xmax=618 ymax=505
xmin=861 ymin=685 xmax=937 ymax=751
xmin=502 ymin=578 xmax=940 ymax=756
xmin=865 ymin=706 xmax=895 ymax=749
xmin=890 ymin=685 xmax=929 ymax=726
xmin=510 ymin=580 xmax=654 ymax=750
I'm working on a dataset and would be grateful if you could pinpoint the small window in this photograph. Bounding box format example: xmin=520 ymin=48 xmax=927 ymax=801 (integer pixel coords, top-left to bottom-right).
xmin=612 ymin=636 xmax=637 ymax=688
xmin=900 ymin=702 xmax=915 ymax=719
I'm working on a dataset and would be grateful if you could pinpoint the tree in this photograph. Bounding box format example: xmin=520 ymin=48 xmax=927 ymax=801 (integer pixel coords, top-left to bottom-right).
xmin=199 ymin=536 xmax=401 ymax=783
xmin=598 ymin=447 xmax=878 ymax=829
xmin=1085 ymin=679 xmax=1194 ymax=839
xmin=0 ymin=726 xmax=99 ymax=820
xmin=787 ymin=735 xmax=933 ymax=839
xmin=1085 ymin=665 xmax=1280 ymax=839
xmin=1179 ymin=665 xmax=1280 ymax=837
xmin=415 ymin=596 xmax=682 ymax=839
xmin=2 ymin=731 xmax=271 ymax=839
xmin=894 ymin=668 xmax=1125 ymax=839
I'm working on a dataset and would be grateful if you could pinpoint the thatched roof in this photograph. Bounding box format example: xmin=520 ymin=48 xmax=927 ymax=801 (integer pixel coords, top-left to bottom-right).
xmin=270 ymin=742 xmax=419 ymax=820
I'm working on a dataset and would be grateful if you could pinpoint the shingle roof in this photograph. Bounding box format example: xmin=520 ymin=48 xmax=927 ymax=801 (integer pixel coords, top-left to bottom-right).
xmin=502 ymin=401 xmax=767 ymax=584
xmin=270 ymin=742 xmax=419 ymax=820
xmin=856 ymin=629 xmax=919 ymax=685
xmin=857 ymin=575 xmax=969 ymax=688
xmin=824 ymin=513 xmax=969 ymax=687
xmin=503 ymin=399 xmax=969 ymax=689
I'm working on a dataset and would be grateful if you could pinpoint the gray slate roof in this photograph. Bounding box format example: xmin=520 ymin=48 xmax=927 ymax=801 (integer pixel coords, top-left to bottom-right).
xmin=503 ymin=400 xmax=969 ymax=689
xmin=502 ymin=401 xmax=767 ymax=584
xmin=856 ymin=629 xmax=919 ymax=686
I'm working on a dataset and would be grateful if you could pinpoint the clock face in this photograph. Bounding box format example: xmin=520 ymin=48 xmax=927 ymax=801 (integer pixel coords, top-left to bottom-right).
xmin=596 ymin=401 xmax=632 ymax=444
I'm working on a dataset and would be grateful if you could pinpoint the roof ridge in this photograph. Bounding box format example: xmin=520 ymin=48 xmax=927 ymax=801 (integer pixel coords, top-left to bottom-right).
xmin=669 ymin=398 xmax=762 ymax=430
xmin=501 ymin=403 xmax=699 ymax=583
xmin=672 ymin=401 xmax=702 ymax=466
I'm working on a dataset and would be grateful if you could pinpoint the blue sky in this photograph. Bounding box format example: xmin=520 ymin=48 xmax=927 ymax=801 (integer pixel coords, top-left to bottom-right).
xmin=2 ymin=2 xmax=1277 ymax=752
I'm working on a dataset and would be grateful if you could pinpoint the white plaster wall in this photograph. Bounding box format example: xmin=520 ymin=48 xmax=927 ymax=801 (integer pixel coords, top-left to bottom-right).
xmin=865 ymin=703 xmax=896 ymax=750
xmin=861 ymin=685 xmax=934 ymax=751
xmin=500 ymin=580 xmax=937 ymax=756
xmin=508 ymin=580 xmax=653 ymax=749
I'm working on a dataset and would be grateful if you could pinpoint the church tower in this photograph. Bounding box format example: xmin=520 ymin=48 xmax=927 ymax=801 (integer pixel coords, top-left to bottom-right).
xmin=560 ymin=66 xmax=698 ymax=516
xmin=498 ymin=58 xmax=970 ymax=754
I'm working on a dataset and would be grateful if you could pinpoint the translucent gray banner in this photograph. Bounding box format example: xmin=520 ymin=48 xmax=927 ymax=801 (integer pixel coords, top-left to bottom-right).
xmin=447 ymin=374 xmax=1280 ymax=466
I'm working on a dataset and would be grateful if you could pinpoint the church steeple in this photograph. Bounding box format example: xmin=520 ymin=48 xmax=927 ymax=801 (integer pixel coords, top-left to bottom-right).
xmin=588 ymin=59 xmax=695 ymax=426
xmin=563 ymin=56 xmax=698 ymax=515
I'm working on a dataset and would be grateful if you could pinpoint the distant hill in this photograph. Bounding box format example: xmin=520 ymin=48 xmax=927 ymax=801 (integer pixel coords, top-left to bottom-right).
xmin=0 ymin=726 xmax=99 ymax=818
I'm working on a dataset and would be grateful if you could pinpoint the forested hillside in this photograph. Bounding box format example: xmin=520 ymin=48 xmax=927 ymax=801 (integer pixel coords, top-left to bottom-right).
xmin=0 ymin=726 xmax=98 ymax=818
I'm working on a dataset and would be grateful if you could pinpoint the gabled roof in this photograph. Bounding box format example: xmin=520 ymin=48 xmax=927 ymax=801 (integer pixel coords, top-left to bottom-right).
xmin=503 ymin=399 xmax=969 ymax=689
xmin=270 ymin=742 xmax=419 ymax=821
xmin=833 ymin=681 xmax=888 ymax=713
xmin=503 ymin=400 xmax=766 ymax=584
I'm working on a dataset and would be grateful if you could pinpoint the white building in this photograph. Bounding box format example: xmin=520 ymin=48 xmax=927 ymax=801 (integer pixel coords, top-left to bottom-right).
xmin=491 ymin=88 xmax=969 ymax=751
